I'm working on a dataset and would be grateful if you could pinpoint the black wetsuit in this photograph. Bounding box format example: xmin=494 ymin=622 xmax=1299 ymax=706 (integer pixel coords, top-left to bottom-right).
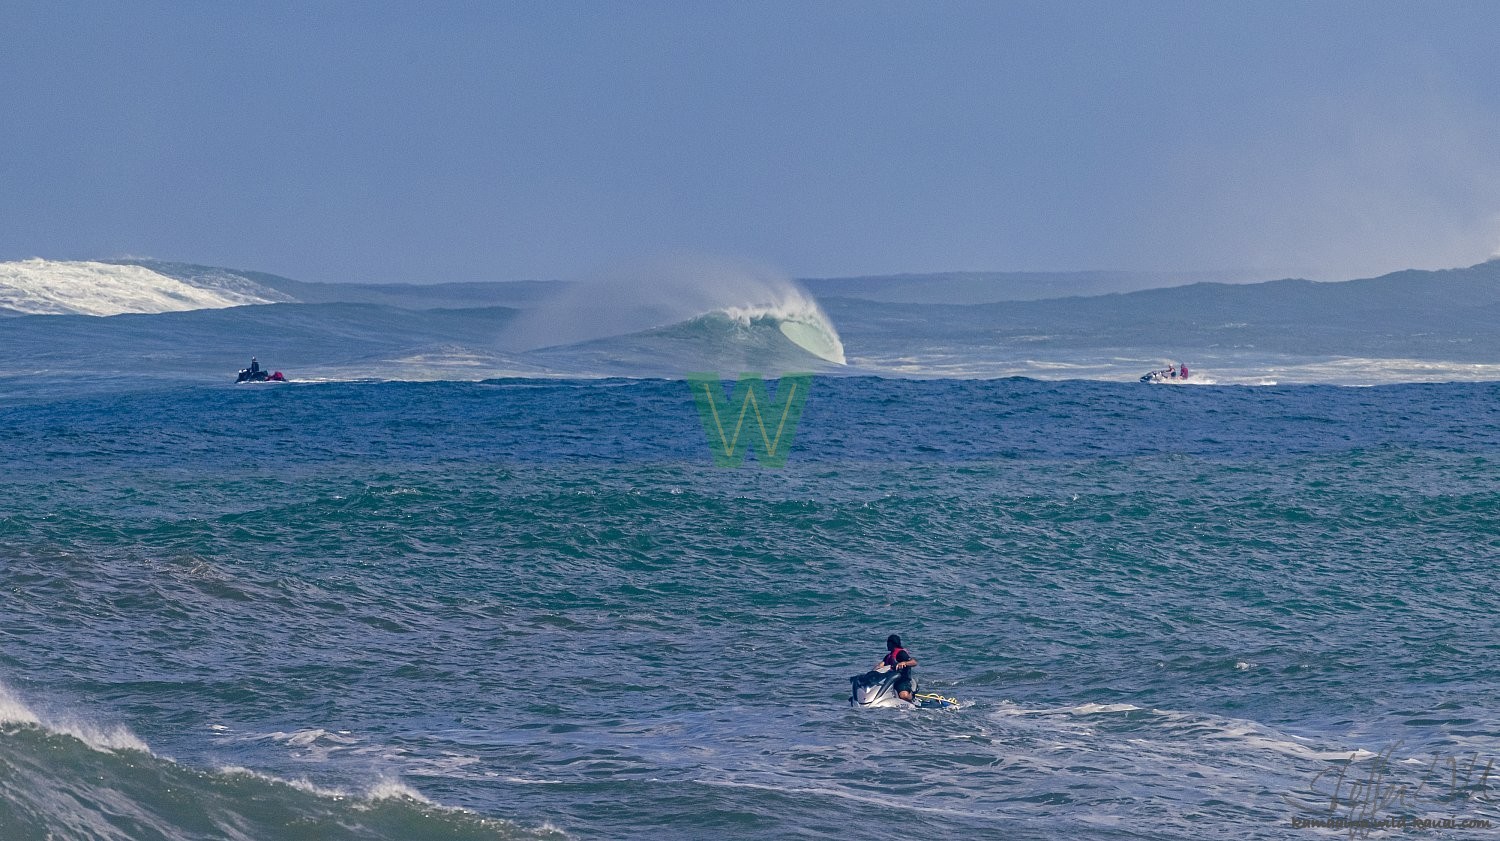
xmin=883 ymin=647 xmax=916 ymax=696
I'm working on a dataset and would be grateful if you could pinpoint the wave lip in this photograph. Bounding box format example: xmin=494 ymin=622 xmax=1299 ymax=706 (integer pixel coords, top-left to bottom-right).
xmin=0 ymin=258 xmax=287 ymax=316
xmin=722 ymin=294 xmax=846 ymax=365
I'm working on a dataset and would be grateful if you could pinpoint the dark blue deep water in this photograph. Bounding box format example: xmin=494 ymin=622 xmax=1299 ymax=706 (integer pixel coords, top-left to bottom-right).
xmin=3 ymin=376 xmax=1499 ymax=839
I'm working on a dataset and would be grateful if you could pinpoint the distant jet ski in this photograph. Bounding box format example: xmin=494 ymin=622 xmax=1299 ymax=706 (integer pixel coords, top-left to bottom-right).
xmin=236 ymin=369 xmax=286 ymax=383
xmin=850 ymin=667 xmax=960 ymax=710
xmin=235 ymin=357 xmax=286 ymax=383
xmin=1140 ymin=363 xmax=1190 ymax=383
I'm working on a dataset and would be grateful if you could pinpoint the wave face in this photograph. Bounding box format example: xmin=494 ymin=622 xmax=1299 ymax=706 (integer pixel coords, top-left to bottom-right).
xmin=0 ymin=683 xmax=558 ymax=841
xmin=0 ymin=259 xmax=288 ymax=316
xmin=524 ymin=302 xmax=846 ymax=377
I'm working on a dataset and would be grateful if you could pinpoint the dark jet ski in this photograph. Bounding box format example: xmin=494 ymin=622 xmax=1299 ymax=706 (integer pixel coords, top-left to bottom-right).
xmin=236 ymin=369 xmax=287 ymax=383
xmin=1140 ymin=363 xmax=1190 ymax=383
xmin=236 ymin=359 xmax=286 ymax=383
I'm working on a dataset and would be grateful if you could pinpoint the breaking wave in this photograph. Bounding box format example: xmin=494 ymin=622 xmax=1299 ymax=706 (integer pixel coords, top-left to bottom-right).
xmin=0 ymin=681 xmax=563 ymax=841
xmin=0 ymin=259 xmax=288 ymax=316
xmin=721 ymin=296 xmax=846 ymax=365
xmin=501 ymin=254 xmax=846 ymax=365
xmin=522 ymin=298 xmax=846 ymax=377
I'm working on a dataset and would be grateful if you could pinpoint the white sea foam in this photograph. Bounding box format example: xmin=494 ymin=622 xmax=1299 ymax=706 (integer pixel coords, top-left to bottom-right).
xmin=991 ymin=701 xmax=1142 ymax=716
xmin=272 ymin=727 xmax=361 ymax=747
xmin=696 ymin=777 xmax=1006 ymax=822
xmin=217 ymin=765 xmax=352 ymax=799
xmin=0 ymin=258 xmax=283 ymax=316
xmin=1066 ymin=702 xmax=1142 ymax=714
xmin=223 ymin=727 xmax=370 ymax=763
xmin=364 ymin=778 xmax=435 ymax=804
xmin=991 ymin=700 xmax=1378 ymax=761
xmin=216 ymin=766 xmax=443 ymax=808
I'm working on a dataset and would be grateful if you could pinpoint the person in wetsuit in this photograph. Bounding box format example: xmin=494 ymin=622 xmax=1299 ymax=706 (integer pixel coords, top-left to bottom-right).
xmin=876 ymin=634 xmax=918 ymax=702
xmin=249 ymin=357 xmax=261 ymax=375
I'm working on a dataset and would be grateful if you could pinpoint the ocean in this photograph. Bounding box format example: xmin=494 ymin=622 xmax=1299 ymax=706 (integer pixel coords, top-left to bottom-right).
xmin=2 ymin=260 xmax=1499 ymax=839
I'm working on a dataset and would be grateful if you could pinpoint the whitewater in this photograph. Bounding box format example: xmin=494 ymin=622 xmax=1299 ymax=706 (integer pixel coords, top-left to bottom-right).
xmin=3 ymin=258 xmax=1500 ymax=839
xmin=0 ymin=259 xmax=286 ymax=316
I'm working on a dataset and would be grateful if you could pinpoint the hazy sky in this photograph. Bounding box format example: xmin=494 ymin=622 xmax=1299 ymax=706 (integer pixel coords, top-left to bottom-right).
xmin=4 ymin=1 xmax=1500 ymax=284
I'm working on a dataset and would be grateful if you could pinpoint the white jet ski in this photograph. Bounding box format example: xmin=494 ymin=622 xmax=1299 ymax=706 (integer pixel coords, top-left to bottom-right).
xmin=849 ymin=666 xmax=960 ymax=709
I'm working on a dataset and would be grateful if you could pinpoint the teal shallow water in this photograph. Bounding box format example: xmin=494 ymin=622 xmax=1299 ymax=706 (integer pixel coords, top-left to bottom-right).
xmin=2 ymin=378 xmax=1499 ymax=839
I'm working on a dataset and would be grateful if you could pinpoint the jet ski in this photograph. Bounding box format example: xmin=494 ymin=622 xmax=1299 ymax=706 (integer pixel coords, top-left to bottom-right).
xmin=1140 ymin=363 xmax=1190 ymax=383
xmin=849 ymin=666 xmax=960 ymax=710
xmin=236 ymin=368 xmax=286 ymax=383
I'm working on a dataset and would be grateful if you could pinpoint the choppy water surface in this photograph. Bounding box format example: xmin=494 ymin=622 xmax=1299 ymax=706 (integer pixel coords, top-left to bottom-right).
xmin=3 ymin=377 xmax=1499 ymax=839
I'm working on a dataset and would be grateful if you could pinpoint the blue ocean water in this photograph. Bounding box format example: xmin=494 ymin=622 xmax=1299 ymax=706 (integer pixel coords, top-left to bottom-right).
xmin=3 ymin=375 xmax=1499 ymax=839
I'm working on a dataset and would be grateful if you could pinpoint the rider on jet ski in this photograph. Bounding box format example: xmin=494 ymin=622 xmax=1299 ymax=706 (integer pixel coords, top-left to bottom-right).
xmin=876 ymin=634 xmax=918 ymax=702
xmin=236 ymin=356 xmax=287 ymax=382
